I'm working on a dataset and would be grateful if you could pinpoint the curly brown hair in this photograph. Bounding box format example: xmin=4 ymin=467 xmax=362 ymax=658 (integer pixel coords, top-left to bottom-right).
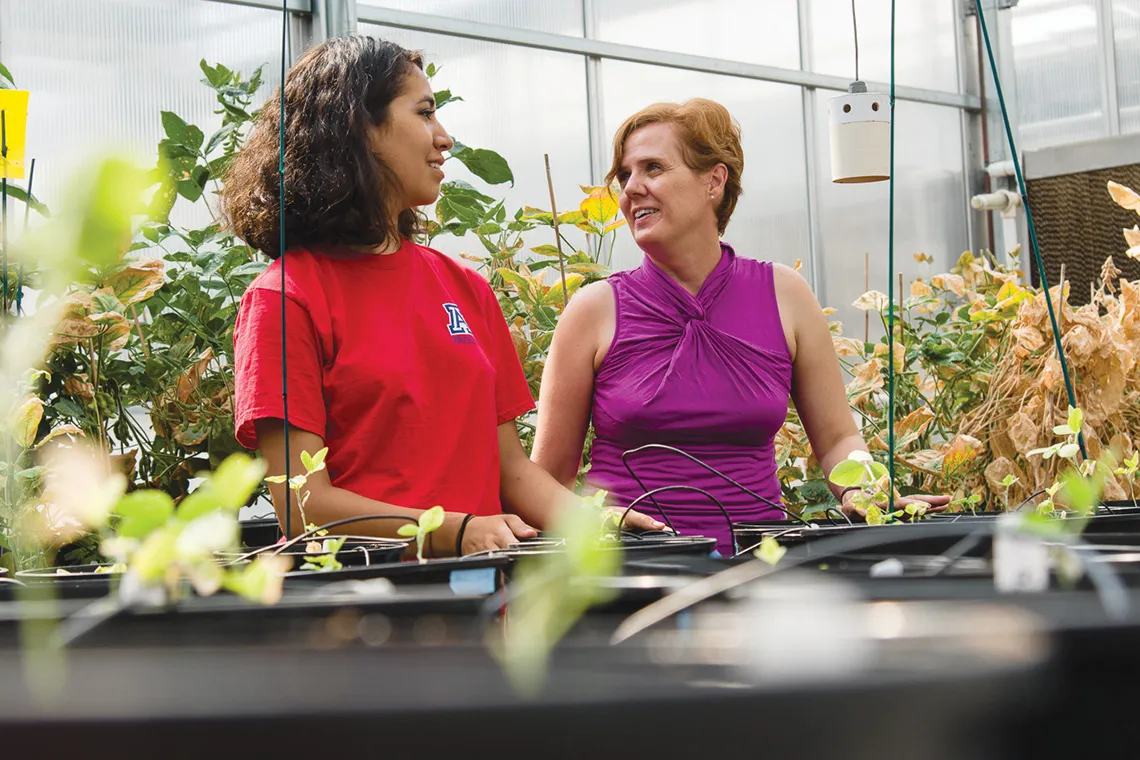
xmin=221 ymin=36 xmax=425 ymax=259
xmin=606 ymin=98 xmax=744 ymax=236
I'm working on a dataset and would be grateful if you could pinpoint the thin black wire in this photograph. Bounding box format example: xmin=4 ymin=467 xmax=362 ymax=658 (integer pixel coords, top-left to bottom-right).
xmin=851 ymin=0 xmax=860 ymax=81
xmin=619 ymin=484 xmax=737 ymax=556
xmin=227 ymin=513 xmax=419 ymax=566
xmin=621 ymin=444 xmax=811 ymax=527
xmin=16 ymin=158 xmax=33 ymax=316
xmin=975 ymin=3 xmax=1087 ymax=462
xmin=1 ymin=110 xmax=7 ymax=321
xmin=278 ymin=0 xmax=291 ymax=540
xmin=1 ymin=109 xmax=8 ymax=539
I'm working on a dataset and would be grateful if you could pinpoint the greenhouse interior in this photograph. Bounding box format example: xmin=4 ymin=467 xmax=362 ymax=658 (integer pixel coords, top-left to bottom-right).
xmin=2 ymin=0 xmax=1140 ymax=755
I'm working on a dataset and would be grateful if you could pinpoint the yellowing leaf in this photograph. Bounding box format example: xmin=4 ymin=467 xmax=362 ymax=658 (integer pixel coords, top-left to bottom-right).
xmin=579 ymin=186 xmax=619 ymax=224
xmin=105 ymin=260 xmax=165 ymax=305
xmin=34 ymin=425 xmax=85 ymax=449
xmin=10 ymin=396 xmax=45 ymax=448
xmin=1124 ymin=225 xmax=1140 ymax=248
xmin=942 ymin=434 xmax=983 ymax=478
xmin=913 ymin=253 xmax=934 ymax=264
xmin=1108 ymin=181 xmax=1140 ymax=212
xmin=497 ymin=268 xmax=542 ymax=305
xmin=175 ymin=347 xmax=214 ymax=403
xmin=853 ymin=290 xmax=888 ymax=311
xmin=894 ymin=407 xmax=935 ymax=450
xmin=601 ymin=219 xmax=627 ymax=235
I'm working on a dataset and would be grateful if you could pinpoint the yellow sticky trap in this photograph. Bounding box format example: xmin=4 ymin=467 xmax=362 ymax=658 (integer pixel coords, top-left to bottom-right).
xmin=0 ymin=90 xmax=29 ymax=179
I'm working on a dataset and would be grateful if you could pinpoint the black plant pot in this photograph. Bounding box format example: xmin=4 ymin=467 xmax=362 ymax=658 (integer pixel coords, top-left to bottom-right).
xmin=281 ymin=554 xmax=512 ymax=592
xmin=216 ymin=537 xmax=408 ymax=570
xmin=8 ymin=563 xmax=123 ymax=601
xmin=239 ymin=517 xmax=281 ymax=548
xmin=0 ymin=607 xmax=1046 ymax=760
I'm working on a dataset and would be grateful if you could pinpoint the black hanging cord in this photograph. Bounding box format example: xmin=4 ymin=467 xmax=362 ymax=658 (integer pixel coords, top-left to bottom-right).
xmin=228 ymin=513 xmax=419 ymax=566
xmin=851 ymin=0 xmax=860 ymax=81
xmin=278 ymin=0 xmax=292 ymax=540
xmin=619 ymin=484 xmax=737 ymax=555
xmin=17 ymin=158 xmax=32 ymax=315
xmin=1 ymin=110 xmax=8 ymax=322
xmin=621 ymin=443 xmax=812 ymax=527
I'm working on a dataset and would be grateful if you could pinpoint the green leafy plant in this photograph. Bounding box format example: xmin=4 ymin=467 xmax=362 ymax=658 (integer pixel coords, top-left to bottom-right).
xmin=1027 ymin=406 xmax=1084 ymax=465
xmin=1114 ymin=451 xmax=1139 ymax=506
xmin=264 ymin=446 xmax=327 ymax=531
xmin=102 ymin=452 xmax=287 ymax=606
xmin=491 ymin=499 xmax=620 ymax=696
xmin=397 ymin=505 xmax=446 ymax=563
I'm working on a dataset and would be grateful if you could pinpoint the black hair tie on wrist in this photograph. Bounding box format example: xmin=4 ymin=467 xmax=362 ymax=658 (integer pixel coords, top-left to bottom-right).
xmin=839 ymin=486 xmax=861 ymax=502
xmin=455 ymin=514 xmax=476 ymax=557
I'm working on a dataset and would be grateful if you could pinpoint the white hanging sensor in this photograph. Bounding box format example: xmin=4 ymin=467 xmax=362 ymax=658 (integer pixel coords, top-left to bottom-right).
xmin=828 ymin=80 xmax=890 ymax=184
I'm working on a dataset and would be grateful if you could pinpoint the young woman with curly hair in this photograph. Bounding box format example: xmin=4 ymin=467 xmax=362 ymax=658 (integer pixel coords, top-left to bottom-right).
xmin=224 ymin=36 xmax=667 ymax=555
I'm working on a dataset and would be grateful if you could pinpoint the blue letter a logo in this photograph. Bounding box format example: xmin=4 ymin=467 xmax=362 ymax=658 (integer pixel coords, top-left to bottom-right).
xmin=443 ymin=303 xmax=473 ymax=336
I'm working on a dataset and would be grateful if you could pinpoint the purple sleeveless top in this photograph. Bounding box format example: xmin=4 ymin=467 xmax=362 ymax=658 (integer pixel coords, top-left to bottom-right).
xmin=588 ymin=243 xmax=793 ymax=554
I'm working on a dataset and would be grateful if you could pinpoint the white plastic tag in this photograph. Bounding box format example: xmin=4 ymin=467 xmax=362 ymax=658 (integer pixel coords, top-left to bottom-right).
xmin=993 ymin=515 xmax=1050 ymax=593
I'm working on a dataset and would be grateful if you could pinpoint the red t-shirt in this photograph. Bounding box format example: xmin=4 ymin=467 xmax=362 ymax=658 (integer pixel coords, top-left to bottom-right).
xmin=233 ymin=239 xmax=535 ymax=517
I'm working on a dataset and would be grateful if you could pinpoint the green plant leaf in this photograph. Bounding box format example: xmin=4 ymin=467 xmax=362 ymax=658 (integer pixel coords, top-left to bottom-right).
xmin=301 ymin=450 xmax=313 ymax=471
xmin=449 ymin=140 xmax=514 ymax=186
xmin=754 ymin=535 xmax=786 ymax=565
xmin=0 ymin=62 xmax=15 ymax=88
xmin=115 ymin=490 xmax=175 ymax=538
xmin=1058 ymin=442 xmax=1081 ymax=460
xmin=827 ymin=459 xmax=865 ymax=488
xmin=397 ymin=524 xmax=419 ymax=537
xmin=311 ymin=447 xmax=328 ymax=468
xmin=868 ymin=462 xmax=889 ymax=480
xmin=420 ymin=505 xmax=445 ymax=533
xmin=1067 ymin=406 xmax=1084 ymax=435
xmin=161 ymin=111 xmax=192 ymax=146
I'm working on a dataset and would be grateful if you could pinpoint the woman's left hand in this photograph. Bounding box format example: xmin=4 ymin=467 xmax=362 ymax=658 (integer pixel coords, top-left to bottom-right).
xmin=841 ymin=492 xmax=952 ymax=519
xmin=603 ymin=507 xmax=671 ymax=533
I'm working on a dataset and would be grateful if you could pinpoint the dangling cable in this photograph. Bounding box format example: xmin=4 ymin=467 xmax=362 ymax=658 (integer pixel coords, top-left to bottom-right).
xmin=1 ymin=111 xmax=8 ymax=324
xmin=851 ymin=0 xmax=860 ymax=82
xmin=278 ymin=0 xmax=292 ymax=539
xmin=622 ymin=443 xmax=812 ymax=527
xmin=16 ymin=158 xmax=33 ymax=316
xmin=975 ymin=2 xmax=1086 ymax=459
xmin=886 ymin=0 xmax=898 ymax=509
xmin=1 ymin=110 xmax=9 ymax=531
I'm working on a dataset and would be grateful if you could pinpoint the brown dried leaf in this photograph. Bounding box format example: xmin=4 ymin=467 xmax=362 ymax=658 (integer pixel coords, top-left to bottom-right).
xmin=942 ymin=434 xmax=983 ymax=478
xmin=176 ymin=348 xmax=214 ymax=403
xmin=895 ymin=407 xmax=935 ymax=450
xmin=105 ymin=261 xmax=165 ymax=305
xmin=63 ymin=375 xmax=95 ymax=402
xmin=1108 ymin=181 xmax=1140 ymax=213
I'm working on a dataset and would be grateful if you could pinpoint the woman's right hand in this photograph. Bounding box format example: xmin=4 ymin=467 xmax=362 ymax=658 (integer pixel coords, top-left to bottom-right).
xmin=461 ymin=514 xmax=538 ymax=555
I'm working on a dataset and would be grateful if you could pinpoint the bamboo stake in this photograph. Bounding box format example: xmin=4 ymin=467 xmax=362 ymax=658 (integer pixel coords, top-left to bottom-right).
xmin=544 ymin=154 xmax=569 ymax=310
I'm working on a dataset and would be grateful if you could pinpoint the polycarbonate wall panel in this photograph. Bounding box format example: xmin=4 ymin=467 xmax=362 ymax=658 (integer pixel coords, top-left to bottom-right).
xmin=1116 ymin=0 xmax=1140 ymax=134
xmin=359 ymin=0 xmax=585 ymax=36
xmin=0 ymin=0 xmax=283 ymax=225
xmin=594 ymin=0 xmax=800 ymax=70
xmin=360 ymin=24 xmax=592 ymax=262
xmin=597 ymin=61 xmax=811 ymax=278
xmin=1010 ymin=0 xmax=1107 ymax=149
xmin=812 ymin=92 xmax=968 ymax=339
xmin=809 ymin=0 xmax=960 ymax=92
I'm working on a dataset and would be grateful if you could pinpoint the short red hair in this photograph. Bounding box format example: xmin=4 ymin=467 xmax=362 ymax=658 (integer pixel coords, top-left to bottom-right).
xmin=606 ymin=98 xmax=744 ymax=235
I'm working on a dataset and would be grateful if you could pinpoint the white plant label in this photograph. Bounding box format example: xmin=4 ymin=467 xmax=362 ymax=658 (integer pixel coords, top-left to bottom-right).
xmin=993 ymin=524 xmax=1050 ymax=593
